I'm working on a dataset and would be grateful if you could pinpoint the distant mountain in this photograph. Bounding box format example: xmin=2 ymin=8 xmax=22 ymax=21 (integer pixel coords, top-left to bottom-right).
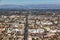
xmin=0 ymin=5 xmax=24 ymax=9
xmin=0 ymin=4 xmax=60 ymax=9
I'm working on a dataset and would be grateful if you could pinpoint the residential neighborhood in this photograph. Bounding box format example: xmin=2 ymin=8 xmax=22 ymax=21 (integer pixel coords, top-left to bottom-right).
xmin=0 ymin=11 xmax=60 ymax=40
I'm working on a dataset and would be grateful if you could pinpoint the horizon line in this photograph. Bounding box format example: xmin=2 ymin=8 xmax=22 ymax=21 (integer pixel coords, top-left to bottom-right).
xmin=0 ymin=3 xmax=60 ymax=5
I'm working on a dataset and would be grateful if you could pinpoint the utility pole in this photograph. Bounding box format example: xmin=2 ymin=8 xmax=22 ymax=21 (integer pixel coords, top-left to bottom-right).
xmin=24 ymin=13 xmax=28 ymax=40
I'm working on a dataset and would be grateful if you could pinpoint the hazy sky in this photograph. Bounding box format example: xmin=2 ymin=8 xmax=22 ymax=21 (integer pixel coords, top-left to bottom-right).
xmin=0 ymin=0 xmax=60 ymax=5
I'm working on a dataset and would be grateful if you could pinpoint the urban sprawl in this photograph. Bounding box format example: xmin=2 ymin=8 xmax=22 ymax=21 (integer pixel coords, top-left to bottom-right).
xmin=0 ymin=10 xmax=60 ymax=40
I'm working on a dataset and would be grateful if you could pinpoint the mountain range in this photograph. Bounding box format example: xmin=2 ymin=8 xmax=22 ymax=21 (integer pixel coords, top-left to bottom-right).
xmin=0 ymin=4 xmax=60 ymax=9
